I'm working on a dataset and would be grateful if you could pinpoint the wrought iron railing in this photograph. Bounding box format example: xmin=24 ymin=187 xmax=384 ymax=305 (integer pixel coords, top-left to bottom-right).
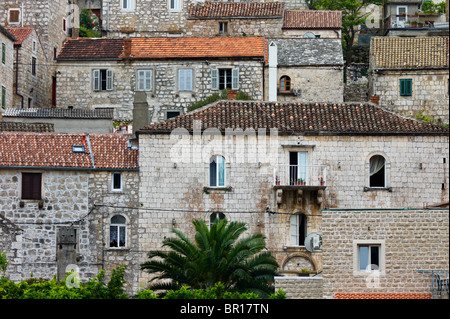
xmin=417 ymin=270 xmax=449 ymax=297
xmin=273 ymin=165 xmax=327 ymax=187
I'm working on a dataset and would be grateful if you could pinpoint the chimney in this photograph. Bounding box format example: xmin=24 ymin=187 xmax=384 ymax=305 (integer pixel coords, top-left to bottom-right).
xmin=268 ymin=41 xmax=278 ymax=102
xmin=123 ymin=38 xmax=132 ymax=59
xmin=132 ymin=91 xmax=149 ymax=139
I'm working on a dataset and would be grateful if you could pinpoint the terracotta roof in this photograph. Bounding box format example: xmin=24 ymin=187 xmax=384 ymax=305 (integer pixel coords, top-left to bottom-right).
xmin=0 ymin=122 xmax=54 ymax=132
xmin=5 ymin=27 xmax=34 ymax=45
xmin=139 ymin=101 xmax=450 ymax=135
xmin=0 ymin=132 xmax=138 ymax=170
xmin=2 ymin=108 xmax=114 ymax=119
xmin=188 ymin=2 xmax=284 ymax=19
xmin=283 ymin=10 xmax=342 ymax=29
xmin=124 ymin=37 xmax=266 ymax=60
xmin=371 ymin=36 xmax=449 ymax=69
xmin=57 ymin=38 xmax=124 ymax=60
xmin=334 ymin=293 xmax=432 ymax=299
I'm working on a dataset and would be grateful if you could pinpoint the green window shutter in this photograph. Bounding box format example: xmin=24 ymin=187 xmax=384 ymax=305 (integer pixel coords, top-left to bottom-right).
xmin=1 ymin=86 xmax=6 ymax=109
xmin=2 ymin=43 xmax=5 ymax=64
xmin=400 ymin=79 xmax=412 ymax=96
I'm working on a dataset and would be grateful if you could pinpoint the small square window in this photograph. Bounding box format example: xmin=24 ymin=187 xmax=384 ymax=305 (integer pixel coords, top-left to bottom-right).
xmin=72 ymin=145 xmax=85 ymax=153
xmin=399 ymin=79 xmax=412 ymax=96
xmin=22 ymin=173 xmax=42 ymax=200
xmin=219 ymin=22 xmax=228 ymax=34
xmin=9 ymin=9 xmax=20 ymax=24
xmin=112 ymin=172 xmax=122 ymax=191
xmin=166 ymin=111 xmax=181 ymax=119
xmin=31 ymin=57 xmax=37 ymax=76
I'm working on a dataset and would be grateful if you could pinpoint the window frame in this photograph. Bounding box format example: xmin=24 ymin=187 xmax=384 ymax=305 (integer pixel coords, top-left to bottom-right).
xmin=279 ymin=75 xmax=291 ymax=93
xmin=219 ymin=22 xmax=228 ymax=34
xmin=211 ymin=68 xmax=239 ymax=91
xmin=2 ymin=43 xmax=6 ymax=65
xmin=369 ymin=155 xmax=386 ymax=188
xmin=111 ymin=172 xmax=123 ymax=192
xmin=1 ymin=86 xmax=5 ymax=109
xmin=178 ymin=68 xmax=193 ymax=92
xmin=31 ymin=57 xmax=37 ymax=77
xmin=8 ymin=9 xmax=21 ymax=25
xmin=289 ymin=213 xmax=307 ymax=246
xmin=169 ymin=0 xmax=182 ymax=11
xmin=93 ymin=69 xmax=114 ymax=91
xmin=209 ymin=212 xmax=226 ymax=227
xmin=109 ymin=215 xmax=127 ymax=248
xmin=137 ymin=69 xmax=153 ymax=92
xmin=353 ymin=240 xmax=385 ymax=275
xmin=209 ymin=155 xmax=226 ymax=187
xmin=21 ymin=172 xmax=42 ymax=200
xmin=399 ymin=78 xmax=412 ymax=96
xmin=122 ymin=0 xmax=135 ymax=10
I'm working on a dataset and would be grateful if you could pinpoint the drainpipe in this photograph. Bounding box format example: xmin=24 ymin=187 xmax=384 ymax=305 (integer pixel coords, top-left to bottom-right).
xmin=106 ymin=0 xmax=110 ymax=37
xmin=86 ymin=133 xmax=95 ymax=169
xmin=15 ymin=46 xmax=24 ymax=108
xmin=268 ymin=41 xmax=278 ymax=102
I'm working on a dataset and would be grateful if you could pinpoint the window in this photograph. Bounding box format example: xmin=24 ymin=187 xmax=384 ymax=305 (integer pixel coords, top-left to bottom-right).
xmin=280 ymin=75 xmax=291 ymax=93
xmin=31 ymin=57 xmax=37 ymax=76
xmin=358 ymin=245 xmax=380 ymax=271
xmin=210 ymin=212 xmax=226 ymax=227
xmin=219 ymin=22 xmax=228 ymax=34
xmin=22 ymin=173 xmax=42 ymax=200
xmin=2 ymin=43 xmax=5 ymax=64
xmin=178 ymin=68 xmax=193 ymax=91
xmin=110 ymin=215 xmax=126 ymax=248
xmin=211 ymin=68 xmax=239 ymax=90
xmin=112 ymin=172 xmax=122 ymax=192
xmin=122 ymin=0 xmax=135 ymax=10
xmin=369 ymin=155 xmax=385 ymax=188
xmin=137 ymin=69 xmax=153 ymax=91
xmin=1 ymin=86 xmax=6 ymax=109
xmin=32 ymin=40 xmax=37 ymax=54
xmin=93 ymin=69 xmax=114 ymax=91
xmin=166 ymin=111 xmax=181 ymax=119
xmin=169 ymin=0 xmax=181 ymax=11
xmin=63 ymin=18 xmax=67 ymax=32
xmin=400 ymin=78 xmax=412 ymax=96
xmin=290 ymin=213 xmax=307 ymax=246
xmin=8 ymin=9 xmax=20 ymax=25
xmin=289 ymin=151 xmax=307 ymax=185
xmin=303 ymin=32 xmax=316 ymax=38
xmin=209 ymin=155 xmax=225 ymax=187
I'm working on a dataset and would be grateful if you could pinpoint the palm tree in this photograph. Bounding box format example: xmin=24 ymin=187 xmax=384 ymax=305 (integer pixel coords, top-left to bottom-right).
xmin=140 ymin=218 xmax=279 ymax=297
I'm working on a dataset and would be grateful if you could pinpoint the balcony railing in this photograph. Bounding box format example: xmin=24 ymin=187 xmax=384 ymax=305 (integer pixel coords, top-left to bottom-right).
xmin=417 ymin=270 xmax=449 ymax=298
xmin=273 ymin=165 xmax=327 ymax=187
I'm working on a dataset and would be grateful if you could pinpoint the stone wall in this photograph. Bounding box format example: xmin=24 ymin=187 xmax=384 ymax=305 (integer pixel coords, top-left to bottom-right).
xmin=0 ymin=29 xmax=14 ymax=110
xmin=275 ymin=276 xmax=323 ymax=299
xmin=321 ymin=209 xmax=449 ymax=299
xmin=370 ymin=70 xmax=449 ymax=124
xmin=186 ymin=18 xmax=284 ymax=37
xmin=56 ymin=59 xmax=264 ymax=120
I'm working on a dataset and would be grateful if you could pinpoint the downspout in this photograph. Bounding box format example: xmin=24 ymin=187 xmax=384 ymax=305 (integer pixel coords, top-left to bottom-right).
xmin=86 ymin=133 xmax=95 ymax=169
xmin=14 ymin=46 xmax=24 ymax=108
xmin=106 ymin=0 xmax=110 ymax=37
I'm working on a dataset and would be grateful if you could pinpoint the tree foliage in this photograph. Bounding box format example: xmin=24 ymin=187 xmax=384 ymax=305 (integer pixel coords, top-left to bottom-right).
xmin=307 ymin=0 xmax=383 ymax=64
xmin=140 ymin=219 xmax=279 ymax=298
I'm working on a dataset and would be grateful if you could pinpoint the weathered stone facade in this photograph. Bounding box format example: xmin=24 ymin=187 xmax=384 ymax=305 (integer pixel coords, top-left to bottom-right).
xmin=321 ymin=209 xmax=449 ymax=298
xmin=274 ymin=276 xmax=323 ymax=299
xmin=0 ymin=26 xmax=15 ymax=111
xmin=56 ymin=59 xmax=264 ymax=120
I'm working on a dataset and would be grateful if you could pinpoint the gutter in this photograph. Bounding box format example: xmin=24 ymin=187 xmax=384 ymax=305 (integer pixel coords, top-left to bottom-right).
xmin=0 ymin=165 xmax=139 ymax=172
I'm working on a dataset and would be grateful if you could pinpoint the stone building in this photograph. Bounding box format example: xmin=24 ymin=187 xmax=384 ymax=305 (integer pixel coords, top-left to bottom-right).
xmin=135 ymin=100 xmax=449 ymax=294
xmin=5 ymin=27 xmax=50 ymax=108
xmin=0 ymin=0 xmax=79 ymax=107
xmin=56 ymin=36 xmax=267 ymax=120
xmin=369 ymin=36 xmax=449 ymax=124
xmin=265 ymin=38 xmax=344 ymax=103
xmin=0 ymin=25 xmax=15 ymax=112
xmin=0 ymin=132 xmax=139 ymax=290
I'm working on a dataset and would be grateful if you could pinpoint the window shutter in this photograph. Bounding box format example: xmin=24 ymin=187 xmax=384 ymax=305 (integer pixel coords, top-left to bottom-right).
xmin=146 ymin=70 xmax=152 ymax=91
xmin=210 ymin=158 xmax=217 ymax=187
xmin=22 ymin=173 xmax=42 ymax=200
xmin=93 ymin=69 xmax=100 ymax=91
xmin=400 ymin=79 xmax=405 ymax=96
xmin=218 ymin=156 xmax=225 ymax=186
xmin=106 ymin=69 xmax=114 ymax=91
xmin=290 ymin=215 xmax=299 ymax=246
xmin=137 ymin=70 xmax=144 ymax=91
xmin=232 ymin=68 xmax=239 ymax=90
xmin=406 ymin=79 xmax=412 ymax=96
xmin=211 ymin=68 xmax=218 ymax=90
xmin=179 ymin=69 xmax=192 ymax=91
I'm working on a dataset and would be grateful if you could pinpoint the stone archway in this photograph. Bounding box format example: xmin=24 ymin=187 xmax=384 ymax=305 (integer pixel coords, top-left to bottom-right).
xmin=281 ymin=253 xmax=317 ymax=276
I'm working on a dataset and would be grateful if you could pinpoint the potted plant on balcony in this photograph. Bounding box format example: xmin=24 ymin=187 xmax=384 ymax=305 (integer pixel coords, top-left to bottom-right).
xmin=275 ymin=176 xmax=280 ymax=186
xmin=410 ymin=20 xmax=417 ymax=27
xmin=318 ymin=176 xmax=325 ymax=186
xmin=418 ymin=22 xmax=424 ymax=28
xmin=298 ymin=269 xmax=312 ymax=277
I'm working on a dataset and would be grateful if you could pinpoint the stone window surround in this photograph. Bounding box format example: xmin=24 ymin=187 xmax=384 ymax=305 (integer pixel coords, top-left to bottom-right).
xmin=168 ymin=0 xmax=183 ymax=12
xmin=352 ymin=239 xmax=386 ymax=276
xmin=398 ymin=76 xmax=413 ymax=98
xmin=203 ymin=154 xmax=231 ymax=191
xmin=108 ymin=213 xmax=129 ymax=250
xmin=111 ymin=172 xmax=123 ymax=193
xmin=364 ymin=151 xmax=391 ymax=192
xmin=121 ymin=0 xmax=135 ymax=11
xmin=136 ymin=68 xmax=154 ymax=92
xmin=177 ymin=67 xmax=194 ymax=92
xmin=20 ymin=170 xmax=44 ymax=201
xmin=8 ymin=8 xmax=21 ymax=25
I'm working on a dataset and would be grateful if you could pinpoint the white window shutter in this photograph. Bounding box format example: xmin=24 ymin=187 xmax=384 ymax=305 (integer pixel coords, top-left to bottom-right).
xmin=145 ymin=70 xmax=152 ymax=91
xmin=290 ymin=215 xmax=299 ymax=246
xmin=232 ymin=67 xmax=239 ymax=90
xmin=211 ymin=68 xmax=218 ymax=90
xmin=179 ymin=69 xmax=192 ymax=91
xmin=106 ymin=69 xmax=114 ymax=91
xmin=93 ymin=69 xmax=100 ymax=91
xmin=137 ymin=70 xmax=144 ymax=91
xmin=186 ymin=69 xmax=192 ymax=91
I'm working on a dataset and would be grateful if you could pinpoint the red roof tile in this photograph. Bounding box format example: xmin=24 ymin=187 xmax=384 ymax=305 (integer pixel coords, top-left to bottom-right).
xmin=334 ymin=293 xmax=432 ymax=299
xmin=5 ymin=27 xmax=34 ymax=45
xmin=188 ymin=2 xmax=284 ymax=18
xmin=283 ymin=10 xmax=342 ymax=29
xmin=124 ymin=37 xmax=266 ymax=60
xmin=0 ymin=132 xmax=138 ymax=170
xmin=139 ymin=101 xmax=450 ymax=135
xmin=57 ymin=38 xmax=124 ymax=60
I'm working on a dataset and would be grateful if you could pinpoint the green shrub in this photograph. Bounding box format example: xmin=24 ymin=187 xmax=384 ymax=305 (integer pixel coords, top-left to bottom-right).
xmin=188 ymin=89 xmax=252 ymax=112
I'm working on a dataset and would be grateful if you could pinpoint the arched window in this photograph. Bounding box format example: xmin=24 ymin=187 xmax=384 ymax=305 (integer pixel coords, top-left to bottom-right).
xmin=303 ymin=32 xmax=316 ymax=38
xmin=369 ymin=155 xmax=386 ymax=188
xmin=210 ymin=212 xmax=226 ymax=227
xmin=210 ymin=155 xmax=225 ymax=187
xmin=279 ymin=75 xmax=291 ymax=93
xmin=110 ymin=215 xmax=126 ymax=248
xmin=290 ymin=213 xmax=307 ymax=246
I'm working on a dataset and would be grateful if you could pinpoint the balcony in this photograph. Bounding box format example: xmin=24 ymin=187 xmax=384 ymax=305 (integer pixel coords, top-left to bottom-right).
xmin=273 ymin=165 xmax=327 ymax=189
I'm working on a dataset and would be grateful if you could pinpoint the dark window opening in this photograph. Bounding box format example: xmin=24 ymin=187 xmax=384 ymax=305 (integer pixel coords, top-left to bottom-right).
xmin=22 ymin=173 xmax=42 ymax=200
